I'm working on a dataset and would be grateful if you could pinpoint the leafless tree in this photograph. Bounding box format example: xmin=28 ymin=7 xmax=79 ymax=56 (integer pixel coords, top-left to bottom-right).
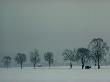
xmin=88 ymin=38 xmax=109 ymax=69
xmin=2 ymin=56 xmax=11 ymax=68
xmin=30 ymin=49 xmax=40 ymax=69
xmin=44 ymin=52 xmax=54 ymax=68
xmin=76 ymin=48 xmax=90 ymax=69
xmin=62 ymin=49 xmax=76 ymax=69
xmin=15 ymin=53 xmax=26 ymax=69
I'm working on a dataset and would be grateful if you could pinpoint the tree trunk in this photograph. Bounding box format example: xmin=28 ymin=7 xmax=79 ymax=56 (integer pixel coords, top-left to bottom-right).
xmin=98 ymin=58 xmax=100 ymax=69
xmin=49 ymin=61 xmax=51 ymax=68
xmin=34 ymin=64 xmax=36 ymax=69
xmin=81 ymin=58 xmax=84 ymax=69
xmin=95 ymin=60 xmax=96 ymax=66
xmin=21 ymin=62 xmax=23 ymax=69
xmin=97 ymin=51 xmax=100 ymax=69
xmin=70 ymin=60 xmax=72 ymax=69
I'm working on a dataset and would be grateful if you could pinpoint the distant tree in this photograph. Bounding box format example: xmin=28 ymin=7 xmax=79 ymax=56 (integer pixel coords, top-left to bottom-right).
xmin=62 ymin=49 xmax=76 ymax=69
xmin=15 ymin=53 xmax=26 ymax=69
xmin=44 ymin=52 xmax=54 ymax=68
xmin=76 ymin=48 xmax=90 ymax=69
xmin=30 ymin=49 xmax=40 ymax=69
xmin=2 ymin=56 xmax=11 ymax=68
xmin=88 ymin=38 xmax=109 ymax=69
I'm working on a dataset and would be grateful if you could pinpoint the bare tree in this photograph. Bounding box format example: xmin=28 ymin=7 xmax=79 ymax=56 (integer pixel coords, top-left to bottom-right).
xmin=2 ymin=56 xmax=11 ymax=68
xmin=44 ymin=52 xmax=54 ymax=68
xmin=88 ymin=38 xmax=109 ymax=69
xmin=30 ymin=49 xmax=40 ymax=69
xmin=62 ymin=49 xmax=75 ymax=69
xmin=76 ymin=48 xmax=90 ymax=69
xmin=15 ymin=53 xmax=26 ymax=69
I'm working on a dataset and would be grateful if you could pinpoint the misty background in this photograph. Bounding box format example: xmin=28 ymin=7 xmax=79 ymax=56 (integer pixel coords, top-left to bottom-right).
xmin=0 ymin=0 xmax=110 ymax=66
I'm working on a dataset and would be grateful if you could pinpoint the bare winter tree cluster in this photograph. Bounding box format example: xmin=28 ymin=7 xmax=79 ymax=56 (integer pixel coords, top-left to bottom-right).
xmin=1 ymin=49 xmax=54 ymax=69
xmin=1 ymin=38 xmax=109 ymax=69
xmin=62 ymin=38 xmax=109 ymax=69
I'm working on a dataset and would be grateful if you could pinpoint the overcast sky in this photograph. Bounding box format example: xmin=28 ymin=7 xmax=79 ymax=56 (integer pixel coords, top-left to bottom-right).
xmin=1 ymin=0 xmax=110 ymax=64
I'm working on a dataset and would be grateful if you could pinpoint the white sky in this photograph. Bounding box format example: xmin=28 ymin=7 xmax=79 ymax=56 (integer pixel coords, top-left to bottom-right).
xmin=1 ymin=0 xmax=110 ymax=64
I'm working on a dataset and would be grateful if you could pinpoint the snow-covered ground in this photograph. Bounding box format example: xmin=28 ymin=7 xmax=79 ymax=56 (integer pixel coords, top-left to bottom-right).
xmin=0 ymin=66 xmax=110 ymax=82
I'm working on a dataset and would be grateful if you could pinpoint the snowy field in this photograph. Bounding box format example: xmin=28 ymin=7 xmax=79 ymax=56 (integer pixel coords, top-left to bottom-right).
xmin=0 ymin=66 xmax=110 ymax=82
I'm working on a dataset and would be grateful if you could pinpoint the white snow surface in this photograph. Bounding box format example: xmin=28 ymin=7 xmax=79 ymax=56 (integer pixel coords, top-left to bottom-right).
xmin=0 ymin=66 xmax=110 ymax=82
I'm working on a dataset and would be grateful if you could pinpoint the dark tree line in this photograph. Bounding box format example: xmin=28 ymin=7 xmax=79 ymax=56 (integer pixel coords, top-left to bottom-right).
xmin=1 ymin=50 xmax=54 ymax=69
xmin=62 ymin=38 xmax=109 ymax=69
xmin=1 ymin=38 xmax=109 ymax=69
xmin=62 ymin=48 xmax=90 ymax=69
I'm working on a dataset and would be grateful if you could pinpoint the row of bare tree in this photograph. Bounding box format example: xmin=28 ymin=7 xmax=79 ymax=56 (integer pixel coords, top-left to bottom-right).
xmin=62 ymin=37 xmax=109 ymax=69
xmin=2 ymin=51 xmax=53 ymax=69
xmin=1 ymin=37 xmax=109 ymax=69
